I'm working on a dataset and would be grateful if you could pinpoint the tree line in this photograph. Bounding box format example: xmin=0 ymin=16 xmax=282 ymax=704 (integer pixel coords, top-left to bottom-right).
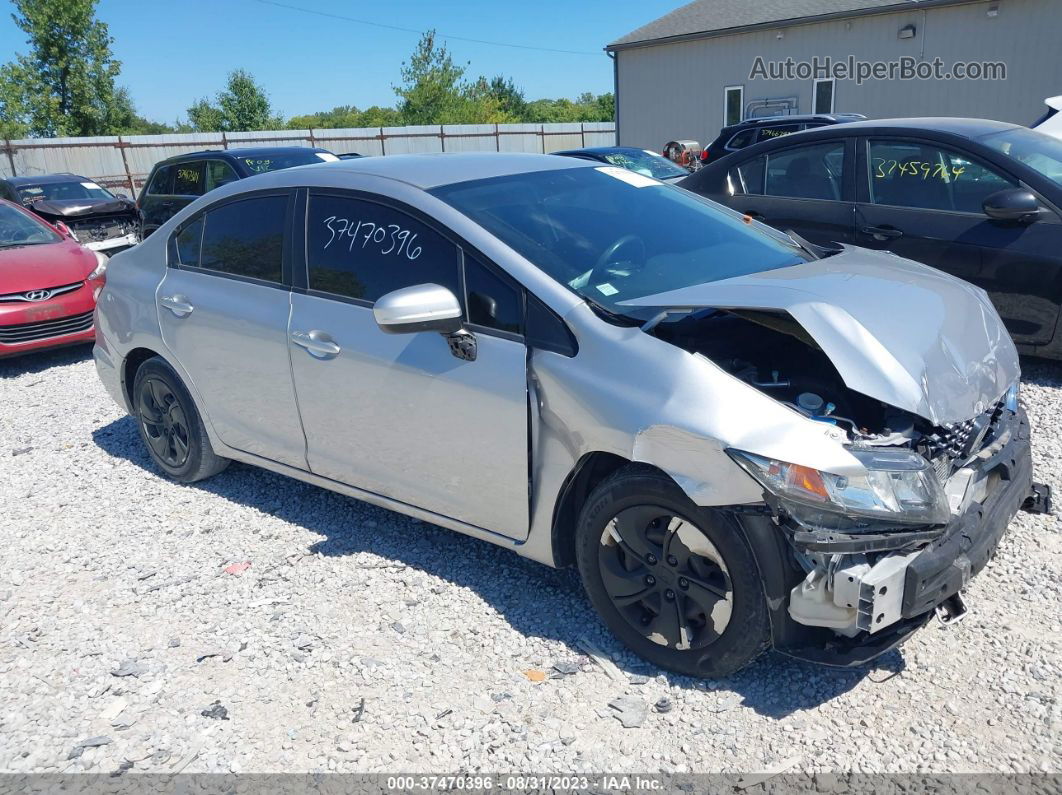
xmin=0 ymin=0 xmax=613 ymax=139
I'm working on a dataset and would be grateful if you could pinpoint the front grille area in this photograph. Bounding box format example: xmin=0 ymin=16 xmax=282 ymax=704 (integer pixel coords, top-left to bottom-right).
xmin=923 ymin=399 xmax=1007 ymax=478
xmin=69 ymin=214 xmax=137 ymax=243
xmin=0 ymin=310 xmax=94 ymax=344
xmin=0 ymin=282 xmax=84 ymax=303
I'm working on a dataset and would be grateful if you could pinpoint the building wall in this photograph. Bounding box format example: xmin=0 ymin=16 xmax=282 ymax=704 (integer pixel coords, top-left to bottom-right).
xmin=615 ymin=0 xmax=1059 ymax=149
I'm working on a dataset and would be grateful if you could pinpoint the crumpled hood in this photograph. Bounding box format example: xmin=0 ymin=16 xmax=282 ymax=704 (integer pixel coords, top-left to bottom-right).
xmin=29 ymin=197 xmax=137 ymax=218
xmin=620 ymin=246 xmax=1019 ymax=425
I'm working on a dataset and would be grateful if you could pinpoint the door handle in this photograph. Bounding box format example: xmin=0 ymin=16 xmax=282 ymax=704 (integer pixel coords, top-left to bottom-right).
xmin=861 ymin=225 xmax=904 ymax=240
xmin=159 ymin=294 xmax=194 ymax=317
xmin=291 ymin=329 xmax=341 ymax=360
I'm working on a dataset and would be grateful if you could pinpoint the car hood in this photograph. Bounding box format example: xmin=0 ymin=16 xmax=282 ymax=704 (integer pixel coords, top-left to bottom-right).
xmin=0 ymin=240 xmax=95 ymax=293
xmin=620 ymin=246 xmax=1019 ymax=425
xmin=29 ymin=197 xmax=137 ymax=218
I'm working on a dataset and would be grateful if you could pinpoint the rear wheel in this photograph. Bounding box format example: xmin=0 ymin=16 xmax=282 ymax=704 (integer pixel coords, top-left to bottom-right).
xmin=575 ymin=465 xmax=771 ymax=677
xmin=132 ymin=357 xmax=228 ymax=483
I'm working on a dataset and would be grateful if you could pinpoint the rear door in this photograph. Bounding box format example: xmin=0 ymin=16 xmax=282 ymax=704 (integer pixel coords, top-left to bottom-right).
xmin=854 ymin=137 xmax=1062 ymax=346
xmin=142 ymin=161 xmax=205 ymax=236
xmin=157 ymin=191 xmax=307 ymax=468
xmin=722 ymin=137 xmax=856 ymax=246
xmin=287 ymin=190 xmax=530 ymax=538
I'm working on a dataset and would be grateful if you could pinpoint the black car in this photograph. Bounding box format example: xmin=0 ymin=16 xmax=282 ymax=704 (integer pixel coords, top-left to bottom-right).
xmin=138 ymin=146 xmax=338 ymax=236
xmin=700 ymin=113 xmax=866 ymax=165
xmin=681 ymin=117 xmax=1062 ymax=359
xmin=0 ymin=173 xmax=140 ymax=255
xmin=554 ymin=146 xmax=689 ymax=182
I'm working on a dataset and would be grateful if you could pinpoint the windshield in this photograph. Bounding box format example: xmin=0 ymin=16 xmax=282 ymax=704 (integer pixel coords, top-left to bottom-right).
xmin=17 ymin=179 xmax=115 ymax=203
xmin=431 ymin=166 xmax=805 ymax=317
xmin=0 ymin=203 xmax=60 ymax=248
xmin=601 ymin=149 xmax=688 ymax=180
xmin=978 ymin=127 xmax=1062 ymax=187
xmin=240 ymin=151 xmax=338 ymax=174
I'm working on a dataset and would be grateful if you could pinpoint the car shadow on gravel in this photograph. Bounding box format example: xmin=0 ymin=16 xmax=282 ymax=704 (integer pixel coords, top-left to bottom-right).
xmin=93 ymin=414 xmax=900 ymax=717
xmin=0 ymin=343 xmax=92 ymax=378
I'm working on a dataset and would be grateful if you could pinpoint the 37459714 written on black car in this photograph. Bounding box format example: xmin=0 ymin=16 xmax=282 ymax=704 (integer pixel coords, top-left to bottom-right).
xmin=682 ymin=118 xmax=1062 ymax=360
xmin=94 ymin=152 xmax=1046 ymax=676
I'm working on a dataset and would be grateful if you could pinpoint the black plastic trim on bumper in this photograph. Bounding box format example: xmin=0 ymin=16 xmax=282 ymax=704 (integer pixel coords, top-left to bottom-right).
xmin=901 ymin=409 xmax=1032 ymax=620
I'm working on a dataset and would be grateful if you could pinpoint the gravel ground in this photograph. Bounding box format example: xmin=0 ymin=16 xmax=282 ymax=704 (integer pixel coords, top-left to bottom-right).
xmin=1 ymin=344 xmax=1060 ymax=775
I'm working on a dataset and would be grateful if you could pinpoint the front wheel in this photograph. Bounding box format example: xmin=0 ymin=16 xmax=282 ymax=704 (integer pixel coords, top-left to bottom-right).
xmin=575 ymin=465 xmax=771 ymax=677
xmin=132 ymin=357 xmax=229 ymax=483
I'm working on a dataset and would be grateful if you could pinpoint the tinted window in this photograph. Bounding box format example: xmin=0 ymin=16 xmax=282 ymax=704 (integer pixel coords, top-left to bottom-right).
xmin=204 ymin=160 xmax=240 ymax=192
xmin=198 ymin=195 xmax=286 ymax=282
xmin=15 ymin=179 xmax=115 ymax=203
xmin=726 ymin=128 xmax=757 ymax=150
xmin=757 ymin=124 xmax=801 ymax=143
xmin=431 ymin=167 xmax=805 ymax=321
xmin=240 ymin=151 xmax=337 ymax=174
xmin=307 ymin=194 xmax=460 ymax=302
xmin=868 ymin=140 xmax=1016 ymax=212
xmin=173 ymin=162 xmax=204 ymax=196
xmin=173 ymin=218 xmax=204 ymax=267
xmin=765 ymin=142 xmax=845 ymax=200
xmin=730 ymin=156 xmax=766 ymax=195
xmin=146 ymin=166 xmax=174 ymax=196
xmin=465 ymin=255 xmax=522 ymax=334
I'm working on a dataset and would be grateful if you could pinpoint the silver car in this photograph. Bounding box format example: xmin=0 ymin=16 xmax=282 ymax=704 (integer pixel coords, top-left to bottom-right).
xmin=94 ymin=153 xmax=1037 ymax=676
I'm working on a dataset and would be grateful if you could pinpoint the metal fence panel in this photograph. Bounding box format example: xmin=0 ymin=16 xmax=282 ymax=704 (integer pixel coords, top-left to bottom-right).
xmin=0 ymin=123 xmax=615 ymax=196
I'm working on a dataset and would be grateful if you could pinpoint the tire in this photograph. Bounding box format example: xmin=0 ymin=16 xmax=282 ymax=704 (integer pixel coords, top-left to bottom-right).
xmin=575 ymin=464 xmax=771 ymax=677
xmin=131 ymin=356 xmax=229 ymax=483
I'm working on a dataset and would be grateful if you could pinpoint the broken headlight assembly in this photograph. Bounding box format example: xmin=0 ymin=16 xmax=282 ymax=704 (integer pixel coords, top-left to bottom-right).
xmin=728 ymin=448 xmax=951 ymax=530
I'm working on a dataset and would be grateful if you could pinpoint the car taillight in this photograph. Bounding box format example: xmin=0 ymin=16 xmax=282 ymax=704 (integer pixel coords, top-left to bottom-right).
xmin=700 ymin=149 xmax=710 ymax=162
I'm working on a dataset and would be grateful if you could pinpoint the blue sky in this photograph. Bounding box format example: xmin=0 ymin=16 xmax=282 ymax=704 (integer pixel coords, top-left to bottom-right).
xmin=0 ymin=0 xmax=678 ymax=123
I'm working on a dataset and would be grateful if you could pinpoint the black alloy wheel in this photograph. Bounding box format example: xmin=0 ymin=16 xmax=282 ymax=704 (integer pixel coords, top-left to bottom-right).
xmin=138 ymin=376 xmax=191 ymax=468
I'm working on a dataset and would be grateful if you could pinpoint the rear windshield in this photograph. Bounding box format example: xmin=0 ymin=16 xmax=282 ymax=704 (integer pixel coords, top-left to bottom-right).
xmin=0 ymin=203 xmax=60 ymax=249
xmin=239 ymin=151 xmax=338 ymax=174
xmin=431 ymin=166 xmax=805 ymax=318
xmin=17 ymin=180 xmax=115 ymax=203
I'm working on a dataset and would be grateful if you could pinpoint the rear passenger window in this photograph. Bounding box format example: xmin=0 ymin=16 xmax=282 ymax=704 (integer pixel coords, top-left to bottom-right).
xmin=765 ymin=142 xmax=845 ymax=200
xmin=726 ymin=128 xmax=757 ymax=150
xmin=729 ymin=155 xmax=766 ymax=195
xmin=198 ymin=195 xmax=286 ymax=283
xmin=147 ymin=166 xmax=174 ymax=195
xmin=465 ymin=255 xmax=522 ymax=335
xmin=204 ymin=160 xmax=239 ymax=192
xmin=173 ymin=162 xmax=204 ymax=196
xmin=757 ymin=124 xmax=801 ymax=142
xmin=173 ymin=218 xmax=203 ymax=267
xmin=306 ymin=194 xmax=460 ymax=303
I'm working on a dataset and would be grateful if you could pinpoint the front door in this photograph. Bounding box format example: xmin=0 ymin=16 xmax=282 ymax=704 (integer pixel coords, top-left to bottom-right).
xmin=855 ymin=137 xmax=1062 ymax=346
xmin=287 ymin=191 xmax=530 ymax=538
xmin=722 ymin=138 xmax=856 ymax=247
xmin=157 ymin=191 xmax=306 ymax=468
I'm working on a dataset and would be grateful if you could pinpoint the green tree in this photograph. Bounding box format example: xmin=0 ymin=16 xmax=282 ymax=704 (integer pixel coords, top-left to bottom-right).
xmin=485 ymin=76 xmax=526 ymax=118
xmin=185 ymin=69 xmax=280 ymax=132
xmin=394 ymin=30 xmax=466 ymax=125
xmin=0 ymin=0 xmax=137 ymax=137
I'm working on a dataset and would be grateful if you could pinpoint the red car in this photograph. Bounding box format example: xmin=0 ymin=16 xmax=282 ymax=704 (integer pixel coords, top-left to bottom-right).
xmin=0 ymin=198 xmax=107 ymax=358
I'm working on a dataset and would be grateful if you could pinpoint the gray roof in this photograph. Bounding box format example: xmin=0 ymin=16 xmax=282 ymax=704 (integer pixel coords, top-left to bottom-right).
xmin=608 ymin=0 xmax=958 ymax=49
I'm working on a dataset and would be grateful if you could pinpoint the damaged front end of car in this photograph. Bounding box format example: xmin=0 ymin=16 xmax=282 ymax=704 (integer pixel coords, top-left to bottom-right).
xmin=622 ymin=248 xmax=1049 ymax=665
xmin=30 ymin=198 xmax=141 ymax=255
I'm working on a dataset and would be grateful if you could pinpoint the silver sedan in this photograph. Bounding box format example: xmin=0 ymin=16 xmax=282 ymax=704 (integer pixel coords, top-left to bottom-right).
xmin=94 ymin=152 xmax=1035 ymax=676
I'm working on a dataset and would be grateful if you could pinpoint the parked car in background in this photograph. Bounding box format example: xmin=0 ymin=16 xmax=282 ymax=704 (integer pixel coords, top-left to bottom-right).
xmin=0 ymin=173 xmax=139 ymax=255
xmin=681 ymin=118 xmax=1062 ymax=360
xmin=554 ymin=146 xmax=688 ymax=182
xmin=95 ymin=152 xmax=1037 ymax=676
xmin=1032 ymin=95 xmax=1062 ymax=141
xmin=699 ymin=113 xmax=866 ymax=165
xmin=138 ymin=147 xmax=339 ymax=236
xmin=0 ymin=199 xmax=106 ymax=358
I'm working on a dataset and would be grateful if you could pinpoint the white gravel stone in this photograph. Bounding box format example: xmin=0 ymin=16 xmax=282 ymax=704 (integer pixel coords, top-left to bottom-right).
xmin=0 ymin=345 xmax=1060 ymax=774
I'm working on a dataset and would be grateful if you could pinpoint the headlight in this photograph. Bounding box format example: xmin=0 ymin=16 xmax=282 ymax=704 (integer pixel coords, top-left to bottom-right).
xmin=729 ymin=447 xmax=950 ymax=529
xmin=1004 ymin=380 xmax=1020 ymax=413
xmin=87 ymin=249 xmax=108 ymax=281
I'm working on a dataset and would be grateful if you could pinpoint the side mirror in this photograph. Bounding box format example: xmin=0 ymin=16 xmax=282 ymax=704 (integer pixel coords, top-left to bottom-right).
xmin=983 ymin=188 xmax=1041 ymax=223
xmin=373 ymin=283 xmax=463 ymax=335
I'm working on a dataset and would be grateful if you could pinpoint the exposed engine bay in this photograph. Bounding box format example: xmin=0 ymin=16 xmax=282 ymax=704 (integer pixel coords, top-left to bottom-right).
xmin=29 ymin=197 xmax=140 ymax=254
xmin=651 ymin=307 xmax=1025 ymax=641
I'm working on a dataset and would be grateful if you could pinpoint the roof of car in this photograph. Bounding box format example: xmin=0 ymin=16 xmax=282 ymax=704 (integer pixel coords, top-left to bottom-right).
xmin=794 ymin=117 xmax=1021 ymax=137
xmin=730 ymin=113 xmax=866 ymax=127
xmin=317 ymin=152 xmax=596 ymax=190
xmin=157 ymin=146 xmax=332 ymax=164
xmin=553 ymin=146 xmax=652 ymax=156
xmin=4 ymin=173 xmax=90 ymax=186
